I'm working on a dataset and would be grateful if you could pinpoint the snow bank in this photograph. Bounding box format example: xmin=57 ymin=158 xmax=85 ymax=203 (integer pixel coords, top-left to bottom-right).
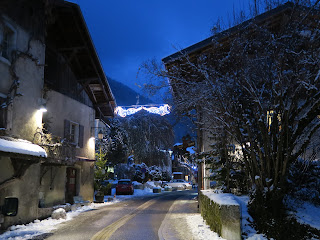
xmin=291 ymin=201 xmax=320 ymax=230
xmin=0 ymin=204 xmax=97 ymax=240
xmin=51 ymin=208 xmax=66 ymax=220
xmin=201 ymin=190 xmax=239 ymax=206
xmin=233 ymin=196 xmax=268 ymax=240
xmin=0 ymin=137 xmax=47 ymax=158
xmin=186 ymin=214 xmax=226 ymax=240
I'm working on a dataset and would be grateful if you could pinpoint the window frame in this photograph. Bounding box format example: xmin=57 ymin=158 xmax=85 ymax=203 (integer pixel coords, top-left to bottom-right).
xmin=69 ymin=121 xmax=79 ymax=146
xmin=0 ymin=17 xmax=16 ymax=63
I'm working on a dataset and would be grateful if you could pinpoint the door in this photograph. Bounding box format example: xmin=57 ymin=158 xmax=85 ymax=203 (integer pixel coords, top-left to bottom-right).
xmin=66 ymin=167 xmax=77 ymax=203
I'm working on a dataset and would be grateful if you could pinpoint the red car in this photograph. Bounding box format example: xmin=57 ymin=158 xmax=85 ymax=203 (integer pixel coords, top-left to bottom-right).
xmin=116 ymin=179 xmax=134 ymax=195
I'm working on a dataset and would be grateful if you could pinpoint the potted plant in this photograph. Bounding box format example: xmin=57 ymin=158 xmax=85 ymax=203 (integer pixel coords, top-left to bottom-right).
xmin=94 ymin=150 xmax=108 ymax=203
xmin=94 ymin=186 xmax=105 ymax=203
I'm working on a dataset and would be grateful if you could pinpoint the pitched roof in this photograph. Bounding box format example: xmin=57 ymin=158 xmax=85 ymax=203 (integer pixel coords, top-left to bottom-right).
xmin=163 ymin=2 xmax=294 ymax=63
xmin=48 ymin=1 xmax=116 ymax=119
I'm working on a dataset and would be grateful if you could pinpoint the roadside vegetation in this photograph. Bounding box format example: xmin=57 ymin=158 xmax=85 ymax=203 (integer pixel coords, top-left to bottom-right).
xmin=141 ymin=0 xmax=320 ymax=238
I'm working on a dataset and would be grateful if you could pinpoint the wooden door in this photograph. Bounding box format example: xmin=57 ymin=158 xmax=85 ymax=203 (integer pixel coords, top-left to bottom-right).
xmin=66 ymin=167 xmax=77 ymax=203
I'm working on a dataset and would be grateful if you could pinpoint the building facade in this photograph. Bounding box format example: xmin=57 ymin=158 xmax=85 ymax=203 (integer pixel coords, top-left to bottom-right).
xmin=0 ymin=0 xmax=116 ymax=230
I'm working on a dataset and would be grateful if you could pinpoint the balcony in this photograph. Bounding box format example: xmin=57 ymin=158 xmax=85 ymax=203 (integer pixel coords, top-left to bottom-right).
xmin=33 ymin=128 xmax=77 ymax=165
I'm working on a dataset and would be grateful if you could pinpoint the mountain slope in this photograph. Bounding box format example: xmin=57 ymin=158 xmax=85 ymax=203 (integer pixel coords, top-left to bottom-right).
xmin=107 ymin=76 xmax=152 ymax=106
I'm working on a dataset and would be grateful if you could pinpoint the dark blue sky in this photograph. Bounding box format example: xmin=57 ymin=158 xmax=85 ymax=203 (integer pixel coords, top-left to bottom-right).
xmin=69 ymin=0 xmax=251 ymax=95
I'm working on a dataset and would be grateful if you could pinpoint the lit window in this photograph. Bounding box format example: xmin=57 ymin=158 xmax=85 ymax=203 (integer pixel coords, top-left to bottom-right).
xmin=267 ymin=110 xmax=281 ymax=131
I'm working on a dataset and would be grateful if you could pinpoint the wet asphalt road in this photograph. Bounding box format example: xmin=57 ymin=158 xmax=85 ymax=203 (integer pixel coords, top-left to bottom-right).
xmin=43 ymin=190 xmax=197 ymax=240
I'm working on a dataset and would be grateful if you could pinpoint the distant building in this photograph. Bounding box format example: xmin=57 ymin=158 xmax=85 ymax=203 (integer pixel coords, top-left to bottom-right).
xmin=163 ymin=3 xmax=318 ymax=190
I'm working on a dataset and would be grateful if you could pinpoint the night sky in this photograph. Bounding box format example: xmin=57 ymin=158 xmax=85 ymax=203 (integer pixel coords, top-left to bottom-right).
xmin=69 ymin=0 xmax=251 ymax=98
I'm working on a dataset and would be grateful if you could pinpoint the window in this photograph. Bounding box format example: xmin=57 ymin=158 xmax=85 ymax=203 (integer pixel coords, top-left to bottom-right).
xmin=69 ymin=122 xmax=78 ymax=143
xmin=64 ymin=119 xmax=84 ymax=148
xmin=267 ymin=110 xmax=281 ymax=131
xmin=0 ymin=20 xmax=16 ymax=62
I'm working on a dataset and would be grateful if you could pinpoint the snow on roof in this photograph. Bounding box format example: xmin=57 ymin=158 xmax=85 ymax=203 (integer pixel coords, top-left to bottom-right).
xmin=201 ymin=190 xmax=239 ymax=206
xmin=173 ymin=172 xmax=183 ymax=174
xmin=0 ymin=137 xmax=47 ymax=158
xmin=174 ymin=142 xmax=182 ymax=146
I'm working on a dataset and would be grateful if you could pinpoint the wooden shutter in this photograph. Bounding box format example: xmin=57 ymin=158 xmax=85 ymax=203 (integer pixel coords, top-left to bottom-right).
xmin=78 ymin=124 xmax=84 ymax=148
xmin=64 ymin=119 xmax=70 ymax=141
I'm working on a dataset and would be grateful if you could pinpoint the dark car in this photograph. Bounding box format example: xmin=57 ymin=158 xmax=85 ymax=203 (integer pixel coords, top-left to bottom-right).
xmin=116 ymin=179 xmax=134 ymax=195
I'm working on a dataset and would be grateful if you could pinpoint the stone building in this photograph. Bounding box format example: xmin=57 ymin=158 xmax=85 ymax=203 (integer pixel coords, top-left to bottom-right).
xmin=0 ymin=0 xmax=116 ymax=230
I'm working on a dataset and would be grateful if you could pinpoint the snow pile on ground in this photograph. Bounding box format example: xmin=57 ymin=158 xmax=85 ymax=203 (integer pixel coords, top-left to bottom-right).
xmin=113 ymin=187 xmax=154 ymax=199
xmin=51 ymin=208 xmax=66 ymax=220
xmin=289 ymin=201 xmax=320 ymax=230
xmin=144 ymin=181 xmax=159 ymax=189
xmin=233 ymin=196 xmax=268 ymax=240
xmin=186 ymin=214 xmax=226 ymax=240
xmin=0 ymin=204 xmax=103 ymax=240
xmin=0 ymin=186 xmax=157 ymax=240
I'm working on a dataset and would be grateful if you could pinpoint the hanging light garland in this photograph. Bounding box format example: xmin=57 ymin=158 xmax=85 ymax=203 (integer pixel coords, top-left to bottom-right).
xmin=115 ymin=104 xmax=171 ymax=117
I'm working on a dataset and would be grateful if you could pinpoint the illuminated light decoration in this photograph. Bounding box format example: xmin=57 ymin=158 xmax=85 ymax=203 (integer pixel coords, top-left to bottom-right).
xmin=115 ymin=104 xmax=171 ymax=117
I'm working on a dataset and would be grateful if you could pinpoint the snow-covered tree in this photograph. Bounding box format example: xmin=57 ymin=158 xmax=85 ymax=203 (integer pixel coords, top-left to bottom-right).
xmin=142 ymin=2 xmax=320 ymax=234
xmin=121 ymin=110 xmax=174 ymax=167
xmin=105 ymin=118 xmax=129 ymax=166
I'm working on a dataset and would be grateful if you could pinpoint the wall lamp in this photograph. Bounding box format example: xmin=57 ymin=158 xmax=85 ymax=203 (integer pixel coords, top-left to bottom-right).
xmin=91 ymin=127 xmax=105 ymax=139
xmin=39 ymin=103 xmax=47 ymax=112
xmin=98 ymin=130 xmax=103 ymax=140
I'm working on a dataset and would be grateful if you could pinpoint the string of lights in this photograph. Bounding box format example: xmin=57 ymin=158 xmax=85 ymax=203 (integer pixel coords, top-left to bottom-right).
xmin=115 ymin=104 xmax=171 ymax=117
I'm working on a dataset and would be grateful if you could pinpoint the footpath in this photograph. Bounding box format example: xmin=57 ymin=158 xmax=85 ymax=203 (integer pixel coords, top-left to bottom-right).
xmin=158 ymin=192 xmax=199 ymax=240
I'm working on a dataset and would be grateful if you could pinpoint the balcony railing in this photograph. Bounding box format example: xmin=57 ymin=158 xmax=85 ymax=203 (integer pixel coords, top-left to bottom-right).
xmin=33 ymin=127 xmax=77 ymax=165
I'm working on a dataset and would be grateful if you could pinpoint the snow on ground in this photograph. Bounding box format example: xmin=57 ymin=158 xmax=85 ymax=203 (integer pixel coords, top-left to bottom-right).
xmin=234 ymin=196 xmax=268 ymax=240
xmin=0 ymin=187 xmax=155 ymax=240
xmin=289 ymin=201 xmax=320 ymax=230
xmin=0 ymin=204 xmax=107 ymax=240
xmin=186 ymin=214 xmax=226 ymax=240
xmin=6 ymin=187 xmax=319 ymax=240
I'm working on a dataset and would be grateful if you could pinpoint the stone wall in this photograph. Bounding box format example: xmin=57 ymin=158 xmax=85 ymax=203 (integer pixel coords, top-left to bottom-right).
xmin=199 ymin=190 xmax=241 ymax=240
xmin=0 ymin=158 xmax=41 ymax=230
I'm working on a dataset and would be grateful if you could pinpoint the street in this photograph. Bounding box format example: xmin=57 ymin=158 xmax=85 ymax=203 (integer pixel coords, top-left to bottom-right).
xmin=43 ymin=190 xmax=198 ymax=240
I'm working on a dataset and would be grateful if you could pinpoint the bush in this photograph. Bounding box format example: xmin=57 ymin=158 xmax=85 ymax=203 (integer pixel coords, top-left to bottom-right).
xmin=102 ymin=183 xmax=112 ymax=195
xmin=287 ymin=160 xmax=320 ymax=205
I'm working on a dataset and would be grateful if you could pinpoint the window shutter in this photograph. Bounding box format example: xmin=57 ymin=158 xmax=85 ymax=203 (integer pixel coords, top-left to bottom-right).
xmin=64 ymin=119 xmax=70 ymax=141
xmin=78 ymin=124 xmax=84 ymax=148
xmin=0 ymin=97 xmax=7 ymax=128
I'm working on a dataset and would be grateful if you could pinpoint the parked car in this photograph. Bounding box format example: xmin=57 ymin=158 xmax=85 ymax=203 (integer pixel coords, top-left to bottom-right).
xmin=116 ymin=179 xmax=134 ymax=195
xmin=164 ymin=179 xmax=192 ymax=190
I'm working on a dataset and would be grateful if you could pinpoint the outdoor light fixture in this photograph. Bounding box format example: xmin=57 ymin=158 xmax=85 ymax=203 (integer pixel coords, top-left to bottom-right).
xmin=98 ymin=130 xmax=103 ymax=140
xmin=39 ymin=104 xmax=47 ymax=112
